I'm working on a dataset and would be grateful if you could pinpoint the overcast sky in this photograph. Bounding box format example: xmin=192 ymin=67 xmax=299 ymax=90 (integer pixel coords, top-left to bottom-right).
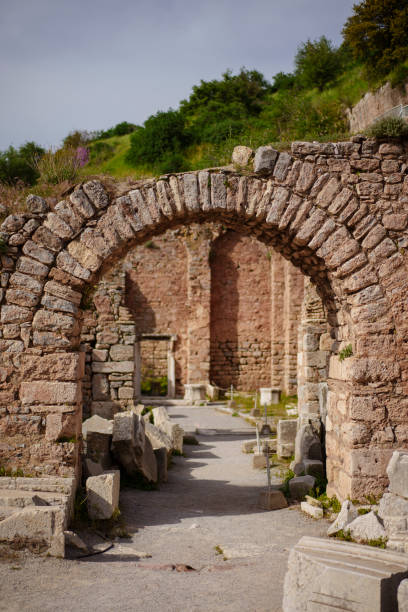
xmin=0 ymin=0 xmax=356 ymax=150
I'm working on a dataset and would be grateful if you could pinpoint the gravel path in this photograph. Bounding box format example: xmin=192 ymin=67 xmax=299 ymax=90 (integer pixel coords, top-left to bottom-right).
xmin=0 ymin=405 xmax=327 ymax=612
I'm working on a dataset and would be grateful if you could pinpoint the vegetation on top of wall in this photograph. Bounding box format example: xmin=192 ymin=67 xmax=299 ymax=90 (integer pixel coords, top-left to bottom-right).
xmin=367 ymin=116 xmax=408 ymax=140
xmin=1 ymin=0 xmax=407 ymax=211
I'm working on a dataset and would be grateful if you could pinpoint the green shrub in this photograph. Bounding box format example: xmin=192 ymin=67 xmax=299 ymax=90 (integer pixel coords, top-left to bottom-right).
xmin=367 ymin=116 xmax=408 ymax=139
xmin=0 ymin=141 xmax=44 ymax=186
xmin=126 ymin=109 xmax=190 ymax=167
xmin=389 ymin=63 xmax=408 ymax=89
xmin=294 ymin=36 xmax=344 ymax=91
xmin=36 ymin=147 xmax=81 ymax=184
xmin=89 ymin=141 xmax=115 ymax=164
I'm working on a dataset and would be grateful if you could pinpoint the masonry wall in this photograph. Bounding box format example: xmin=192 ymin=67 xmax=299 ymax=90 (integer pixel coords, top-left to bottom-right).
xmin=125 ymin=230 xmax=189 ymax=396
xmin=210 ymin=231 xmax=272 ymax=390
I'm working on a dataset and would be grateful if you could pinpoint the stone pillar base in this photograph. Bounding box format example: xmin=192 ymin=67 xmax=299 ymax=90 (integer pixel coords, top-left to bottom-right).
xmin=260 ymin=387 xmax=281 ymax=405
xmin=184 ymin=383 xmax=207 ymax=403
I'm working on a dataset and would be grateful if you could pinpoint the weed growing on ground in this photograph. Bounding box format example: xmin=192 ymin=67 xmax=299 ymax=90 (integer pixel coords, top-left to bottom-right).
xmin=334 ymin=529 xmax=353 ymax=542
xmin=367 ymin=537 xmax=387 ymax=549
xmin=214 ymin=545 xmax=227 ymax=561
xmin=358 ymin=507 xmax=371 ymax=515
xmin=280 ymin=468 xmax=295 ymax=498
xmin=0 ymin=467 xmax=30 ymax=478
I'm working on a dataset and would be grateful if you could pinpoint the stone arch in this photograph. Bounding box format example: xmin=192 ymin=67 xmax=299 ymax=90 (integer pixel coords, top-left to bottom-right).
xmin=1 ymin=138 xmax=407 ymax=501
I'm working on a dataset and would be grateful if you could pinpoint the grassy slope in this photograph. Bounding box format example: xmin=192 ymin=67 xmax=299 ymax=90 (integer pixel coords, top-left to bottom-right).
xmin=82 ymin=65 xmax=373 ymax=181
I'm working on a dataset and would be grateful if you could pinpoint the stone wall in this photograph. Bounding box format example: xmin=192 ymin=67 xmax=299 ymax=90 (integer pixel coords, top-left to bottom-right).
xmin=210 ymin=231 xmax=272 ymax=390
xmin=348 ymin=80 xmax=408 ymax=133
xmin=1 ymin=137 xmax=408 ymax=500
xmin=81 ymin=225 xmax=302 ymax=409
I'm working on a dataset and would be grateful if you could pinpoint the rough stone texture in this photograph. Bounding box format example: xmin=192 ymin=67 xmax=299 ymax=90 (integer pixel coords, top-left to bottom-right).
xmin=387 ymin=450 xmax=408 ymax=499
xmin=232 ymin=145 xmax=253 ymax=167
xmin=300 ymin=501 xmax=323 ymax=519
xmin=348 ymin=511 xmax=387 ymax=543
xmin=258 ymin=489 xmax=287 ymax=510
xmin=154 ymin=447 xmax=168 ymax=483
xmin=283 ymin=536 xmax=408 ymax=612
xmin=327 ymin=500 xmax=358 ymax=536
xmin=86 ymin=470 xmax=120 ymax=520
xmin=153 ymin=406 xmax=184 ymax=454
xmin=399 ymin=579 xmax=408 ymax=612
xmin=1 ymin=139 xmax=408 ymax=502
xmin=277 ymin=419 xmax=298 ymax=458
xmin=112 ymin=411 xmax=157 ymax=483
xmin=253 ymin=145 xmax=278 ymax=173
xmin=289 ymin=475 xmax=315 ymax=500
xmin=145 ymin=421 xmax=173 ymax=457
xmin=348 ymin=80 xmax=408 ymax=133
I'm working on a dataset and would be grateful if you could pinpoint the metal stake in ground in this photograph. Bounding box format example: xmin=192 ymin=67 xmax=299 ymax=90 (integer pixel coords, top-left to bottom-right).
xmin=264 ymin=445 xmax=271 ymax=493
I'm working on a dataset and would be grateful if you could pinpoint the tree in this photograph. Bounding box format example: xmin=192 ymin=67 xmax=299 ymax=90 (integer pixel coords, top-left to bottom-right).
xmin=294 ymin=36 xmax=343 ymax=91
xmin=126 ymin=109 xmax=190 ymax=169
xmin=0 ymin=142 xmax=44 ymax=185
xmin=342 ymin=0 xmax=408 ymax=79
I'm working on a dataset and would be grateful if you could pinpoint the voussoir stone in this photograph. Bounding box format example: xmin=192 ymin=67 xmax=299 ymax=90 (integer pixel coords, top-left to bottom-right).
xmin=232 ymin=146 xmax=253 ymax=166
xmin=253 ymin=145 xmax=278 ymax=173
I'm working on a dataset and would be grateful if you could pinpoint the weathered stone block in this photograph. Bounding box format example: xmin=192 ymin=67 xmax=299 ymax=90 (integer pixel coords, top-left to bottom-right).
xmin=348 ymin=511 xmax=386 ymax=544
xmin=387 ymin=450 xmax=408 ymax=499
xmin=0 ymin=506 xmax=65 ymax=557
xmin=21 ymin=353 xmax=85 ymax=382
xmin=258 ymin=489 xmax=288 ymax=510
xmin=232 ymin=145 xmax=253 ymax=166
xmin=110 ymin=344 xmax=134 ymax=361
xmin=289 ymin=475 xmax=315 ymax=500
xmin=92 ymin=361 xmax=134 ymax=374
xmin=20 ymin=381 xmax=81 ymax=405
xmin=300 ymin=501 xmax=323 ymax=518
xmin=112 ymin=411 xmax=157 ymax=483
xmin=283 ymin=536 xmax=408 ymax=612
xmin=86 ymin=470 xmax=120 ymax=520
xmin=154 ymin=447 xmax=168 ymax=483
xmin=253 ymin=146 xmax=278 ymax=173
xmin=327 ymin=500 xmax=358 ymax=536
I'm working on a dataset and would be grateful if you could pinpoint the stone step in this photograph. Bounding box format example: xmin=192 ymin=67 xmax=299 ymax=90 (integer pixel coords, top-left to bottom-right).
xmin=0 ymin=477 xmax=75 ymax=495
xmin=0 ymin=490 xmax=68 ymax=508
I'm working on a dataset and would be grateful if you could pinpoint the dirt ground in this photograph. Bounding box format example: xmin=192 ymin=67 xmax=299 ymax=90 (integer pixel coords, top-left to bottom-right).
xmin=0 ymin=405 xmax=327 ymax=612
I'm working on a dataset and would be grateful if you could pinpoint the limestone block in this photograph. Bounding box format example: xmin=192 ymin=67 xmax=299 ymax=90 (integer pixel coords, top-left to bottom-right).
xmin=184 ymin=383 xmax=206 ymax=402
xmin=45 ymin=412 xmax=78 ymax=442
xmin=26 ymin=194 xmax=49 ymax=214
xmin=21 ymin=353 xmax=85 ymax=382
xmin=92 ymin=361 xmax=134 ymax=374
xmin=152 ymin=407 xmax=184 ymax=454
xmin=300 ymin=501 xmax=323 ymax=519
xmin=0 ymin=506 xmax=65 ymax=557
xmin=387 ymin=450 xmax=408 ymax=499
xmin=232 ymin=146 xmax=253 ymax=166
xmin=379 ymin=492 xmax=408 ymax=520
xmin=277 ymin=419 xmax=298 ymax=458
xmin=258 ymin=489 xmax=288 ymax=510
xmin=110 ymin=344 xmax=134 ymax=361
xmin=112 ymin=411 xmax=157 ymax=483
xmin=327 ymin=500 xmax=358 ymax=536
xmin=253 ymin=146 xmax=278 ymax=173
xmin=118 ymin=386 xmax=134 ymax=400
xmin=289 ymin=475 xmax=315 ymax=500
xmin=91 ymin=401 xmax=119 ymax=420
xmin=92 ymin=373 xmax=109 ymax=401
xmin=252 ymin=453 xmax=266 ymax=469
xmin=348 ymin=511 xmax=387 ymax=543
xmin=145 ymin=422 xmax=172 ymax=457
xmin=20 ymin=381 xmax=81 ymax=405
xmin=302 ymin=459 xmax=324 ymax=478
xmin=398 ymin=579 xmax=408 ymax=612
xmin=242 ymin=440 xmax=257 ymax=453
xmin=86 ymin=470 xmax=120 ymax=520
xmin=154 ymin=447 xmax=168 ymax=483
xmin=260 ymin=387 xmax=280 ymax=405
xmin=294 ymin=424 xmax=322 ymax=465
xmin=283 ymin=536 xmax=408 ymax=612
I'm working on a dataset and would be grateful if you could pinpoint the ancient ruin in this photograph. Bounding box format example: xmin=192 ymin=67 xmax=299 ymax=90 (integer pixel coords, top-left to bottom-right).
xmin=1 ymin=136 xmax=408 ymax=507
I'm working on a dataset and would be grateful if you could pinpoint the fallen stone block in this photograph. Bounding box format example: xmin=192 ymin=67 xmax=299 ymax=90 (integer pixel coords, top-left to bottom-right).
xmin=258 ymin=489 xmax=288 ymax=510
xmin=242 ymin=440 xmax=257 ymax=453
xmin=300 ymin=501 xmax=323 ymax=519
xmin=399 ymin=579 xmax=408 ymax=612
xmin=153 ymin=406 xmax=184 ymax=454
xmin=64 ymin=530 xmax=88 ymax=552
xmin=283 ymin=536 xmax=408 ymax=612
xmin=387 ymin=450 xmax=408 ymax=499
xmin=86 ymin=470 xmax=120 ymax=520
xmin=288 ymin=475 xmax=315 ymax=500
xmin=348 ymin=510 xmax=387 ymax=544
xmin=327 ymin=500 xmax=358 ymax=536
xmin=145 ymin=421 xmax=172 ymax=457
xmin=252 ymin=452 xmax=266 ymax=469
xmin=154 ymin=447 xmax=168 ymax=483
xmin=112 ymin=411 xmax=157 ymax=483
xmin=302 ymin=458 xmax=324 ymax=477
xmin=305 ymin=495 xmax=322 ymax=508
xmin=0 ymin=506 xmax=65 ymax=557
xmin=82 ymin=414 xmax=113 ymax=437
